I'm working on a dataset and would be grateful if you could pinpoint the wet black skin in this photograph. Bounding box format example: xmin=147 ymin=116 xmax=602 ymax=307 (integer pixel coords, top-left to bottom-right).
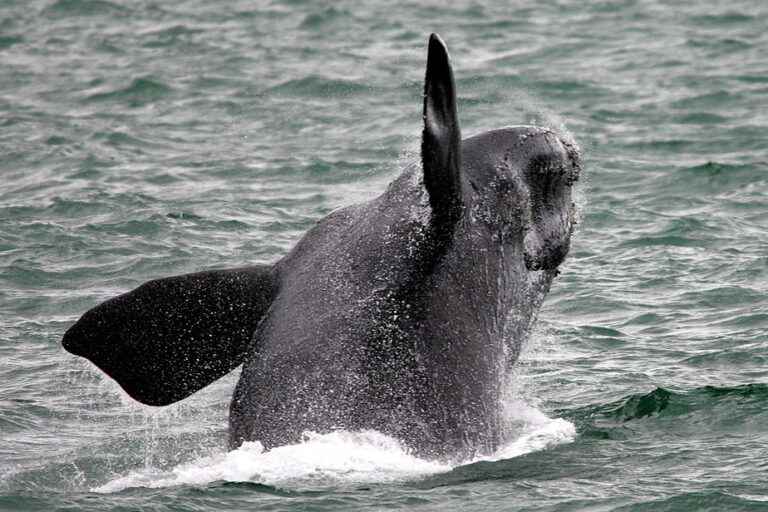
xmin=62 ymin=34 xmax=581 ymax=461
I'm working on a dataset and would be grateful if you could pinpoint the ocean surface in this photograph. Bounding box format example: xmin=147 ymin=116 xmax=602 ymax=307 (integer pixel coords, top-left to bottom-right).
xmin=1 ymin=0 xmax=767 ymax=510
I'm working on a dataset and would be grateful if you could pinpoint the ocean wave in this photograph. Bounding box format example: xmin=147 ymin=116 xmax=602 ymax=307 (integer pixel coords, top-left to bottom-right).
xmin=84 ymin=78 xmax=173 ymax=107
xmin=564 ymin=383 xmax=768 ymax=425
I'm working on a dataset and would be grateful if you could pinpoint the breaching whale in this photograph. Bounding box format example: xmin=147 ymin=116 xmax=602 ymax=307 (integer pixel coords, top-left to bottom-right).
xmin=63 ymin=34 xmax=582 ymax=460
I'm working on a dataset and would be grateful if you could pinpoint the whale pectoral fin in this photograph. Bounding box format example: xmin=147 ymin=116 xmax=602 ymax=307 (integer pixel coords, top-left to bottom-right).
xmin=421 ymin=33 xmax=463 ymax=226
xmin=62 ymin=265 xmax=278 ymax=406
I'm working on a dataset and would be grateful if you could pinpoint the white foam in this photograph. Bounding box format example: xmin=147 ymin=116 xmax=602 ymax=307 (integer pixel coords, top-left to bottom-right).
xmin=93 ymin=430 xmax=451 ymax=493
xmin=93 ymin=402 xmax=576 ymax=493
xmin=480 ymin=399 xmax=577 ymax=462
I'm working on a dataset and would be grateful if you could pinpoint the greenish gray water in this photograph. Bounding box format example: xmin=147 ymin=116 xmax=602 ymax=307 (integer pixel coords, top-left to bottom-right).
xmin=1 ymin=0 xmax=767 ymax=510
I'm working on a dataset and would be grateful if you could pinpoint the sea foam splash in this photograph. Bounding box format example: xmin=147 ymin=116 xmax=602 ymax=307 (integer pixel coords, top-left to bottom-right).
xmin=488 ymin=399 xmax=576 ymax=462
xmin=94 ymin=401 xmax=575 ymax=493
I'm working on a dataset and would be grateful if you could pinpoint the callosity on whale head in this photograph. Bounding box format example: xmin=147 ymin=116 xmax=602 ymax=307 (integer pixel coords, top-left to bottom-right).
xmin=460 ymin=126 xmax=581 ymax=271
xmin=62 ymin=33 xmax=581 ymax=461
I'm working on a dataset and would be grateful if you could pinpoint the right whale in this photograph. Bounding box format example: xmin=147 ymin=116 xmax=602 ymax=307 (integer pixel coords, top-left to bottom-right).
xmin=62 ymin=33 xmax=582 ymax=461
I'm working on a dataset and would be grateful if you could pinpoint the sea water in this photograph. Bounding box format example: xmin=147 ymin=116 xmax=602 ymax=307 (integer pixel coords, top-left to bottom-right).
xmin=1 ymin=1 xmax=767 ymax=510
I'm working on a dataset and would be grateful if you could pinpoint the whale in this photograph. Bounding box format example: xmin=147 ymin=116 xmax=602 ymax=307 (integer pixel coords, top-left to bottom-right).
xmin=62 ymin=34 xmax=582 ymax=460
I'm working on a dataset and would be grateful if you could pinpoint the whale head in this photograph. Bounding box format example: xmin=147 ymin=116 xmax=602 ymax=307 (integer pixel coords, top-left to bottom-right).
xmin=421 ymin=34 xmax=581 ymax=276
xmin=461 ymin=126 xmax=582 ymax=271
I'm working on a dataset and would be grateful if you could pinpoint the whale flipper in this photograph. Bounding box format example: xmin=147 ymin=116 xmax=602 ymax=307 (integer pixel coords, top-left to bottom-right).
xmin=62 ymin=265 xmax=278 ymax=406
xmin=421 ymin=33 xmax=463 ymax=230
